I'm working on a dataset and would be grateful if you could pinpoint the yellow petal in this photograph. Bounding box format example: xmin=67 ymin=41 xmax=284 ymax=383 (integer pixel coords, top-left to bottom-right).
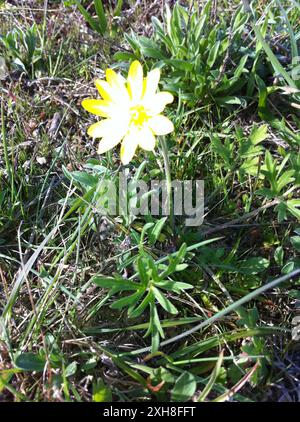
xmin=144 ymin=92 xmax=174 ymax=115
xmin=82 ymin=99 xmax=114 ymax=117
xmin=95 ymin=79 xmax=113 ymax=101
xmin=143 ymin=68 xmax=160 ymax=99
xmin=142 ymin=77 xmax=147 ymax=98
xmin=138 ymin=126 xmax=156 ymax=151
xmin=128 ymin=60 xmax=143 ymax=102
xmin=105 ymin=68 xmax=120 ymax=86
xmin=148 ymin=115 xmax=174 ymax=135
xmin=87 ymin=119 xmax=115 ymax=138
xmin=120 ymin=128 xmax=139 ymax=165
xmin=157 ymin=91 xmax=174 ymax=105
xmin=97 ymin=135 xmax=123 ymax=155
xmin=106 ymin=68 xmax=130 ymax=104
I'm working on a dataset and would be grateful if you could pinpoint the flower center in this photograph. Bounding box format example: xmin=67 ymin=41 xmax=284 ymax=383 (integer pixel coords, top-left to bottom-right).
xmin=130 ymin=105 xmax=148 ymax=128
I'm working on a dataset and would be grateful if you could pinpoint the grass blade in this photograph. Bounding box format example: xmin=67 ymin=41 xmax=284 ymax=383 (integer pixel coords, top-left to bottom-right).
xmin=94 ymin=0 xmax=107 ymax=35
xmin=253 ymin=23 xmax=297 ymax=88
xmin=197 ymin=350 xmax=224 ymax=402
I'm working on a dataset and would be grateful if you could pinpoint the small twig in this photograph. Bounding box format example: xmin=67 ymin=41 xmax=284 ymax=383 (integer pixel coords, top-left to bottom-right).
xmin=213 ymin=362 xmax=260 ymax=402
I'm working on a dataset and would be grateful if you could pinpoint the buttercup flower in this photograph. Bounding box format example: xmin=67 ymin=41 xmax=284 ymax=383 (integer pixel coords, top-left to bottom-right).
xmin=82 ymin=61 xmax=174 ymax=164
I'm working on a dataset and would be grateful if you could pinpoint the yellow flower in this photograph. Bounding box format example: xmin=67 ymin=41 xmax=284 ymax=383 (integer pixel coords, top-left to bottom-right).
xmin=82 ymin=61 xmax=174 ymax=165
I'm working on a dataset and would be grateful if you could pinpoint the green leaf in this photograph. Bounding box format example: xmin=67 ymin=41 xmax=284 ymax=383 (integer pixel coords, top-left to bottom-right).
xmin=237 ymin=257 xmax=270 ymax=275
xmin=287 ymin=199 xmax=300 ymax=220
xmin=255 ymin=187 xmax=275 ymax=199
xmin=137 ymin=37 xmax=166 ymax=59
xmin=156 ymin=280 xmax=193 ymax=293
xmin=239 ymin=157 xmax=261 ymax=177
xmin=215 ymin=96 xmax=247 ymax=106
xmin=137 ymin=257 xmax=149 ymax=284
xmin=92 ymin=276 xmax=138 ymax=291
xmin=151 ymin=303 xmax=164 ymax=339
xmin=174 ymin=263 xmax=188 ymax=272
xmin=276 ymin=202 xmax=288 ymax=222
xmin=288 ymin=289 xmax=300 ymax=300
xmin=114 ymin=51 xmax=136 ymax=62
xmin=211 ymin=134 xmax=233 ymax=169
xmin=274 ymin=246 xmax=284 ymax=266
xmin=171 ymin=371 xmax=196 ymax=402
xmin=129 ymin=291 xmax=152 ymax=318
xmin=74 ymin=0 xmax=101 ymax=33
xmin=164 ymin=243 xmax=188 ymax=276
xmin=234 ymin=54 xmax=249 ymax=78
xmin=151 ymin=17 xmax=173 ymax=50
xmin=291 ymin=236 xmax=300 ymax=252
xmin=265 ymin=150 xmax=275 ymax=174
xmin=141 ymin=47 xmax=167 ymax=59
xmin=276 ymin=170 xmax=295 ymax=193
xmin=67 ymin=170 xmax=98 ymax=188
xmin=175 ymin=242 xmax=187 ymax=262
xmin=15 ymin=353 xmax=46 ymax=372
xmin=164 ymin=59 xmax=194 ymax=72
xmin=149 ymin=217 xmax=168 ymax=245
xmin=65 ymin=361 xmax=77 ymax=377
xmin=282 ymin=261 xmax=297 ymax=274
xmin=93 ymin=378 xmax=112 ymax=402
xmin=111 ymin=291 xmax=144 ymax=310
xmin=151 ymin=330 xmax=160 ymax=353
xmin=152 ymin=287 xmax=178 ymax=315
xmin=249 ymin=124 xmax=268 ymax=145
xmin=147 ymin=257 xmax=161 ymax=283
xmin=207 ymin=41 xmax=220 ymax=68
xmin=0 ymin=369 xmax=21 ymax=392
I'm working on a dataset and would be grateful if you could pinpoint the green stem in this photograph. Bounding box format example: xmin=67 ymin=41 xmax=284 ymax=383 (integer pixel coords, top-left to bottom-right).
xmin=159 ymin=136 xmax=174 ymax=231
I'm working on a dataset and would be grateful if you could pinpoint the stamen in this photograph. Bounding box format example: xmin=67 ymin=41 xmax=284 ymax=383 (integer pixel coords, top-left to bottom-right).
xmin=130 ymin=105 xmax=149 ymax=127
